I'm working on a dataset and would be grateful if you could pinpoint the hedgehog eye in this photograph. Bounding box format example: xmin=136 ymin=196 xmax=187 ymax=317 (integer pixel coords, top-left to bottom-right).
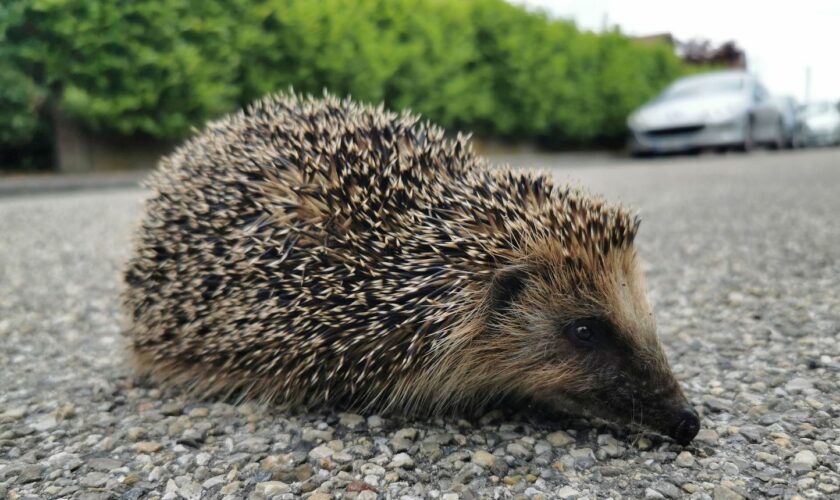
xmin=563 ymin=318 xmax=607 ymax=347
xmin=574 ymin=324 xmax=592 ymax=341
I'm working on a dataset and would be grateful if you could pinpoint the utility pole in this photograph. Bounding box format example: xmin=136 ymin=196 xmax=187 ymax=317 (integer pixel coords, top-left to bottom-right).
xmin=804 ymin=66 xmax=812 ymax=103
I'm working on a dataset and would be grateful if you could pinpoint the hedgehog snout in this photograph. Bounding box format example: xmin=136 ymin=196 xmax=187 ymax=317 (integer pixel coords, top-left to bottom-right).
xmin=668 ymin=406 xmax=701 ymax=445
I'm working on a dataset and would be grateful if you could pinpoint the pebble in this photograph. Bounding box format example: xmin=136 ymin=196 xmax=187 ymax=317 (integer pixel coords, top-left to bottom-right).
xmin=135 ymin=441 xmax=163 ymax=453
xmin=546 ymin=431 xmax=575 ymax=447
xmin=694 ymin=429 xmax=719 ymax=445
xmin=394 ymin=428 xmax=418 ymax=441
xmin=309 ymin=445 xmax=334 ymax=461
xmin=556 ymin=485 xmax=581 ymax=499
xmin=388 ymin=453 xmax=415 ymax=469
xmin=254 ymin=481 xmax=291 ymax=496
xmin=790 ymin=450 xmax=818 ymax=471
xmin=713 ymin=484 xmax=745 ymax=500
xmin=471 ymin=450 xmax=496 ymax=468
xmin=644 ymin=488 xmax=665 ymax=498
xmin=675 ymin=451 xmax=694 ymax=467
xmin=126 ymin=427 xmax=147 ymax=441
xmin=506 ymin=442 xmax=532 ymax=460
xmin=338 ymin=412 xmax=365 ymax=429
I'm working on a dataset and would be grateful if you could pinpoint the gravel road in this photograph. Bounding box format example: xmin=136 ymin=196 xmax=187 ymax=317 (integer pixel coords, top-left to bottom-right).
xmin=1 ymin=149 xmax=838 ymax=499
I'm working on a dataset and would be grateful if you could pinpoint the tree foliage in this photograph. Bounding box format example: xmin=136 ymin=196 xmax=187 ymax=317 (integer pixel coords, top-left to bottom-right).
xmin=2 ymin=0 xmax=692 ymax=166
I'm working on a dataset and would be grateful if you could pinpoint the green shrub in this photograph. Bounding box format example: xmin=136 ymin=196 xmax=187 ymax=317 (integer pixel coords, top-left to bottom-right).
xmin=6 ymin=0 xmax=240 ymax=139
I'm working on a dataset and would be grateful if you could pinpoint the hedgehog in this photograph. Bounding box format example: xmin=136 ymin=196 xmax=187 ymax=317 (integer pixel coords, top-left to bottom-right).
xmin=123 ymin=92 xmax=700 ymax=445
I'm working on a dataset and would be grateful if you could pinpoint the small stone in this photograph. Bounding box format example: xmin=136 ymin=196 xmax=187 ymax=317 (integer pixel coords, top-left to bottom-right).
xmin=31 ymin=414 xmax=58 ymax=431
xmin=309 ymin=445 xmax=334 ymax=461
xmin=652 ymin=481 xmax=682 ymax=499
xmin=636 ymin=437 xmax=653 ymax=450
xmin=58 ymin=404 xmax=76 ymax=419
xmin=390 ymin=437 xmax=412 ymax=452
xmin=503 ymin=475 xmax=522 ymax=486
xmin=694 ymin=429 xmax=719 ymax=445
xmin=722 ymin=462 xmax=739 ymax=476
xmin=393 ymin=428 xmax=418 ymax=441
xmin=754 ymin=451 xmax=779 ymax=464
xmin=361 ymin=463 xmax=386 ymax=476
xmin=818 ymin=483 xmax=840 ymax=494
xmin=0 ymin=407 xmax=26 ymax=420
xmin=338 ymin=412 xmax=365 ymax=429
xmin=135 ymin=441 xmax=163 ymax=453
xmin=785 ymin=377 xmax=814 ymax=393
xmin=159 ymin=402 xmax=184 ymax=416
xmin=202 ymin=475 xmax=226 ymax=489
xmin=471 ymin=450 xmax=496 ymax=468
xmin=15 ymin=465 xmax=45 ymax=484
xmin=302 ymin=428 xmax=333 ymax=442
xmin=569 ymin=448 xmax=596 ymax=469
xmin=188 ymin=407 xmax=209 ymax=418
xmin=345 ymin=478 xmax=376 ymax=491
xmin=506 ymin=442 xmax=532 ymax=459
xmin=556 ymin=485 xmax=581 ymax=499
xmin=675 ymin=451 xmax=695 ymax=467
xmin=80 ymin=471 xmax=108 ymax=488
xmin=546 ymin=431 xmax=575 ymax=447
xmin=790 ymin=450 xmax=818 ymax=471
xmin=308 ymin=493 xmax=332 ymax=500
xmin=682 ymin=483 xmax=700 ymax=494
xmin=456 ymin=463 xmax=485 ymax=483
xmin=387 ymin=452 xmax=415 ymax=469
xmin=704 ymin=396 xmax=733 ymax=412
xmin=367 ymin=415 xmax=384 ymax=428
xmin=87 ymin=457 xmax=122 ymax=471
xmin=713 ymin=484 xmax=744 ymax=500
xmin=419 ymin=442 xmax=442 ymax=461
xmin=195 ymin=452 xmax=211 ymax=466
xmin=220 ymin=481 xmax=240 ymax=494
xmin=739 ymin=425 xmax=765 ymax=443
xmin=254 ymin=481 xmax=290 ymax=497
xmin=126 ymin=427 xmax=147 ymax=441
xmin=772 ymin=435 xmax=791 ymax=448
xmin=645 ymin=488 xmax=665 ymax=498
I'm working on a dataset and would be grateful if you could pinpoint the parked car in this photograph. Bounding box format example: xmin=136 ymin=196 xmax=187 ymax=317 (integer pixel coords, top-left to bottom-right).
xmin=628 ymin=70 xmax=786 ymax=155
xmin=794 ymin=102 xmax=840 ymax=147
xmin=773 ymin=95 xmax=799 ymax=148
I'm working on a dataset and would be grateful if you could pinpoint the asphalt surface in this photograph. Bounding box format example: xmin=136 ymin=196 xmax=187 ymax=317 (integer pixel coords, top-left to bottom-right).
xmin=1 ymin=148 xmax=838 ymax=499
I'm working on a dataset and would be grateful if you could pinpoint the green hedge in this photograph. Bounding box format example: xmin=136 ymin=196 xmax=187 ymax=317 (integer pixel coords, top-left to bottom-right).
xmin=2 ymin=0 xmax=690 ymax=167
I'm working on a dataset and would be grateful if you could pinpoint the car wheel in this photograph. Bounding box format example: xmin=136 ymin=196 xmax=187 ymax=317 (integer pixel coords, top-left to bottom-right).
xmin=737 ymin=118 xmax=755 ymax=153
xmin=769 ymin=120 xmax=785 ymax=150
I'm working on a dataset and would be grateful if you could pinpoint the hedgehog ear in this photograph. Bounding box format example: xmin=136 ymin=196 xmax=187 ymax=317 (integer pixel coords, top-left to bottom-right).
xmin=489 ymin=264 xmax=530 ymax=311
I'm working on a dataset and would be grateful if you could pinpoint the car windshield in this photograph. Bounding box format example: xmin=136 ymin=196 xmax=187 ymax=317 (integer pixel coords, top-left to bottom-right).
xmin=661 ymin=74 xmax=747 ymax=100
xmin=800 ymin=103 xmax=836 ymax=115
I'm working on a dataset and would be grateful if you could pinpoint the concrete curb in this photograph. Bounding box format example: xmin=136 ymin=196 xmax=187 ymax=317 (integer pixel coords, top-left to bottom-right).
xmin=0 ymin=171 xmax=149 ymax=197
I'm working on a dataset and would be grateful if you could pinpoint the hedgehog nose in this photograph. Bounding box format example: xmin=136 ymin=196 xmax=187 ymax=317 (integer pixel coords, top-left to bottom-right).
xmin=669 ymin=407 xmax=701 ymax=445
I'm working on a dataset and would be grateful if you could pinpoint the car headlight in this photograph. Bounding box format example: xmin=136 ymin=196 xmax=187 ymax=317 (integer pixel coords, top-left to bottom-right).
xmin=628 ymin=112 xmax=647 ymax=130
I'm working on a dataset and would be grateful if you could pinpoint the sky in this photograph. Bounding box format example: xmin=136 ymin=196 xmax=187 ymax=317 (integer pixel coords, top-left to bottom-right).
xmin=518 ymin=0 xmax=840 ymax=103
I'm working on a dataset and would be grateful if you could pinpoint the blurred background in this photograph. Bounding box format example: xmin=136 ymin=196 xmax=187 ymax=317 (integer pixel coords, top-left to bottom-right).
xmin=2 ymin=0 xmax=838 ymax=174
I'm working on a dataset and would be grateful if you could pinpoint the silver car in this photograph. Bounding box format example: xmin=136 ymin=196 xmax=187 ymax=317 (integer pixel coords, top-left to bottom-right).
xmin=628 ymin=71 xmax=786 ymax=155
xmin=795 ymin=102 xmax=840 ymax=147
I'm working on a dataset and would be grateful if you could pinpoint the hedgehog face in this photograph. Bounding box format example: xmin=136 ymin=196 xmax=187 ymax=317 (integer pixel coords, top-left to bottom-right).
xmin=481 ymin=248 xmax=700 ymax=445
